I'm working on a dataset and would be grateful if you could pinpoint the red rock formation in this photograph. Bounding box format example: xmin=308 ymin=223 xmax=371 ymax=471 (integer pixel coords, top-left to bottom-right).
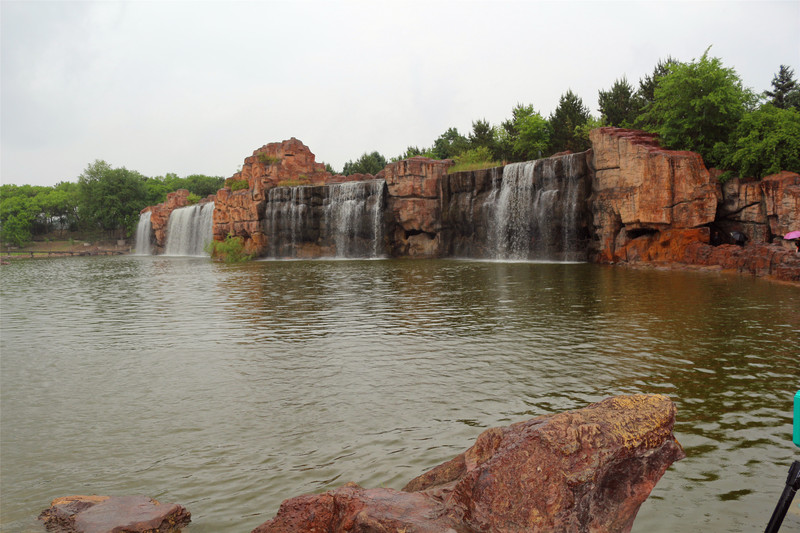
xmin=383 ymin=156 xmax=454 ymax=257
xmin=590 ymin=128 xmax=718 ymax=262
xmin=213 ymin=138 xmax=335 ymax=256
xmin=39 ymin=495 xmax=190 ymax=532
xmin=253 ymin=394 xmax=684 ymax=533
xmin=589 ymin=128 xmax=800 ymax=282
xmin=761 ymin=171 xmax=800 ymax=238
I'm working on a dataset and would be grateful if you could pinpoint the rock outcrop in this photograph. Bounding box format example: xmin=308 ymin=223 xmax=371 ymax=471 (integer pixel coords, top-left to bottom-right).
xmin=589 ymin=128 xmax=718 ymax=263
xmin=589 ymin=128 xmax=800 ymax=282
xmin=384 ymin=156 xmax=453 ymax=257
xmin=39 ymin=495 xmax=190 ymax=533
xmin=253 ymin=394 xmax=684 ymax=533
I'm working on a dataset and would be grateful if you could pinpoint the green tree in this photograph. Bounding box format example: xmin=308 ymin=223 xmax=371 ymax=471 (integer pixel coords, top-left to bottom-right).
xmin=78 ymin=160 xmax=148 ymax=237
xmin=431 ymin=128 xmax=470 ymax=160
xmin=513 ymin=111 xmax=551 ymax=160
xmin=765 ymin=65 xmax=800 ymax=110
xmin=717 ymin=104 xmax=800 ymax=179
xmin=342 ymin=151 xmax=388 ymax=175
xmin=183 ymin=174 xmax=225 ymax=197
xmin=548 ymin=90 xmax=591 ymax=153
xmin=637 ymin=56 xmax=680 ymax=106
xmin=598 ymin=77 xmax=639 ymax=127
xmin=637 ymin=49 xmax=756 ymax=167
xmin=392 ymin=145 xmax=435 ymax=162
xmin=0 ymin=192 xmax=40 ymax=246
xmin=468 ymin=119 xmax=495 ymax=151
xmin=496 ymin=103 xmax=537 ymax=161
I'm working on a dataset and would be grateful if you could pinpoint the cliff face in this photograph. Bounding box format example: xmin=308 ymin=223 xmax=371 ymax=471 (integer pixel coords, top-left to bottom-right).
xmin=589 ymin=127 xmax=718 ymax=262
xmin=139 ymin=130 xmax=799 ymax=281
xmin=588 ymin=128 xmax=800 ymax=282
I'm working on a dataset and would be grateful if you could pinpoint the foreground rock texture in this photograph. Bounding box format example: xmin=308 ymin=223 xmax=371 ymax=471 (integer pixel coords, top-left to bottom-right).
xmin=253 ymin=394 xmax=684 ymax=533
xmin=39 ymin=495 xmax=190 ymax=533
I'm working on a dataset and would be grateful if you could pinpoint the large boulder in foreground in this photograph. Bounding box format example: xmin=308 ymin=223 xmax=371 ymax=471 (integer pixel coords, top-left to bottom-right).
xmin=253 ymin=394 xmax=684 ymax=533
xmin=39 ymin=495 xmax=190 ymax=533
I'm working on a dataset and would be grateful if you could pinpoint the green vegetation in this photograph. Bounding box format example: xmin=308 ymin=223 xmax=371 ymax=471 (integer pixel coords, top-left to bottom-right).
xmin=277 ymin=179 xmax=309 ymax=187
xmin=1 ymin=162 xmax=223 ymax=247
xmin=257 ymin=153 xmax=281 ymax=165
xmin=225 ymin=178 xmax=250 ymax=191
xmin=205 ymin=233 xmax=253 ymax=263
xmin=598 ymin=77 xmax=639 ymax=128
xmin=342 ymin=151 xmax=388 ymax=175
xmin=637 ymin=49 xmax=756 ymax=167
xmin=716 ymin=104 xmax=800 ymax=179
xmin=765 ymin=65 xmax=800 ymax=110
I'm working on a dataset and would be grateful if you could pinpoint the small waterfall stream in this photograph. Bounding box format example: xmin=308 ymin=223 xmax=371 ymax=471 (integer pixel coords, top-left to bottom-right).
xmin=488 ymin=154 xmax=587 ymax=261
xmin=164 ymin=202 xmax=215 ymax=256
xmin=134 ymin=211 xmax=153 ymax=255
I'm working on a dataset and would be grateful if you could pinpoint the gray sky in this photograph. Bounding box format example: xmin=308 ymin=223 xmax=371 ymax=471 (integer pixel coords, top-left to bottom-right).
xmin=2 ymin=0 xmax=799 ymax=187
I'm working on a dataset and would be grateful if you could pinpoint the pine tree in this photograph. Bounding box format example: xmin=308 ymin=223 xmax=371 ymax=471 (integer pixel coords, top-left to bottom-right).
xmin=548 ymin=90 xmax=590 ymax=153
xmin=598 ymin=77 xmax=639 ymax=127
xmin=765 ymin=65 xmax=799 ymax=110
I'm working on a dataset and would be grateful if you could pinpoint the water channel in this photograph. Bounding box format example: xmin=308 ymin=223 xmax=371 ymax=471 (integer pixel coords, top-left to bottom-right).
xmin=1 ymin=256 xmax=798 ymax=531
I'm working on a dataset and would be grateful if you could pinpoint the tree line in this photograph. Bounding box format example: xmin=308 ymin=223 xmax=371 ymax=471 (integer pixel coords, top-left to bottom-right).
xmin=0 ymin=162 xmax=223 ymax=247
xmin=341 ymin=52 xmax=800 ymax=179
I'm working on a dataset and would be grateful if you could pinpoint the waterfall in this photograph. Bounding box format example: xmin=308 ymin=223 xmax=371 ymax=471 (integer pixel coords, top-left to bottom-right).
xmin=262 ymin=180 xmax=385 ymax=259
xmin=164 ymin=202 xmax=215 ymax=256
xmin=488 ymin=154 xmax=586 ymax=261
xmin=264 ymin=186 xmax=313 ymax=258
xmin=134 ymin=211 xmax=153 ymax=255
xmin=325 ymin=180 xmax=385 ymax=258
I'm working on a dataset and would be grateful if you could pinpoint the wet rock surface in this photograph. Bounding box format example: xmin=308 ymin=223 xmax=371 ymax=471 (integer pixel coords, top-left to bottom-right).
xmin=253 ymin=394 xmax=684 ymax=533
xmin=39 ymin=495 xmax=190 ymax=533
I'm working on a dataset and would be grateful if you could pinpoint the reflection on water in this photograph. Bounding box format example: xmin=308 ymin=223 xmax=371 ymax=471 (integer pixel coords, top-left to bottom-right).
xmin=1 ymin=257 xmax=798 ymax=532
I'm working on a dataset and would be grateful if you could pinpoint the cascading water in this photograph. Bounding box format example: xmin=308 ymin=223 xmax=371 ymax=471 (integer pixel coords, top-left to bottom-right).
xmin=164 ymin=202 xmax=215 ymax=256
xmin=134 ymin=211 xmax=153 ymax=255
xmin=262 ymin=180 xmax=386 ymax=259
xmin=325 ymin=180 xmax=385 ymax=258
xmin=488 ymin=154 xmax=587 ymax=261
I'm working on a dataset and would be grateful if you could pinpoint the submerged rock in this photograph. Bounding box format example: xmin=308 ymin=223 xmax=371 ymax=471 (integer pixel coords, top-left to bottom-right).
xmin=39 ymin=495 xmax=190 ymax=533
xmin=253 ymin=394 xmax=685 ymax=533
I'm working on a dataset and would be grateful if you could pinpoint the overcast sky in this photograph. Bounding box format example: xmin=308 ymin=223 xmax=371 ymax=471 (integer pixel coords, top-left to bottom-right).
xmin=2 ymin=0 xmax=798 ymax=187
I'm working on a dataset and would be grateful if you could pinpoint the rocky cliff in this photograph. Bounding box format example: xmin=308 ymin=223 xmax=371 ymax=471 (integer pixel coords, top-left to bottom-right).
xmin=253 ymin=394 xmax=684 ymax=533
xmin=588 ymin=128 xmax=800 ymax=281
xmin=139 ymin=130 xmax=799 ymax=280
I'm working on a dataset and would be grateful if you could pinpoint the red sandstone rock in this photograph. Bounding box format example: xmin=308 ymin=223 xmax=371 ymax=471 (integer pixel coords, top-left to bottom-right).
xmin=383 ymin=157 xmax=453 ymax=257
xmin=253 ymin=394 xmax=684 ymax=533
xmin=39 ymin=495 xmax=190 ymax=532
xmin=761 ymin=171 xmax=800 ymax=238
xmin=590 ymin=128 xmax=717 ymax=262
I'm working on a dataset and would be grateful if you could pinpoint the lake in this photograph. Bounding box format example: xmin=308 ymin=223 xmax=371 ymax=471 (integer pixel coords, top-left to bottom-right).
xmin=1 ymin=256 xmax=798 ymax=532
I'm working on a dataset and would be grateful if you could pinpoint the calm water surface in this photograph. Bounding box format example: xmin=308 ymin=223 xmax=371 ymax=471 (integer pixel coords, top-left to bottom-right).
xmin=1 ymin=257 xmax=798 ymax=532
